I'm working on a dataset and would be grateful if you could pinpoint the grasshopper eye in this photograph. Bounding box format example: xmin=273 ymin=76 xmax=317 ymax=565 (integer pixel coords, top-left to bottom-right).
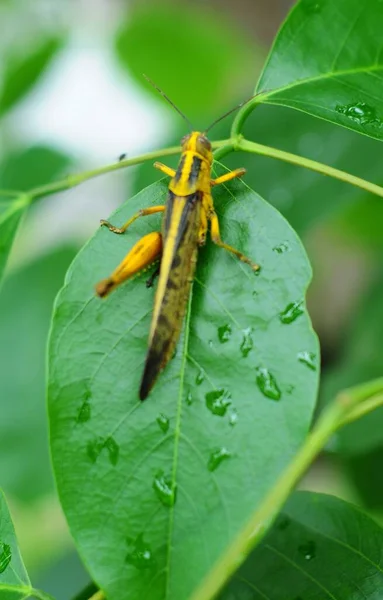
xmin=181 ymin=134 xmax=191 ymax=145
xmin=197 ymin=135 xmax=211 ymax=151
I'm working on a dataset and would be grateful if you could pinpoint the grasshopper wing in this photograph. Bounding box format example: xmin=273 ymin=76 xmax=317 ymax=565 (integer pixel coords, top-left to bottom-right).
xmin=139 ymin=191 xmax=201 ymax=400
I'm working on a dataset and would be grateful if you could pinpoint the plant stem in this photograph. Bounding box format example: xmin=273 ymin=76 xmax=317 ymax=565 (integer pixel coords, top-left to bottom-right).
xmin=27 ymin=141 xmax=228 ymax=201
xmin=192 ymin=377 xmax=383 ymax=600
xmin=237 ymin=138 xmax=383 ymax=199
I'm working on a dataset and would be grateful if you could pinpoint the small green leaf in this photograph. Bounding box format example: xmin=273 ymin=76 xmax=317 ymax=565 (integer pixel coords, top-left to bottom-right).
xmin=0 ymin=37 xmax=62 ymax=116
xmin=0 ymin=146 xmax=72 ymax=286
xmin=48 ymin=169 xmax=319 ymax=599
xmin=221 ymin=491 xmax=383 ymax=599
xmin=0 ymin=197 xmax=28 ymax=285
xmin=0 ymin=489 xmax=31 ymax=598
xmin=257 ymin=0 xmax=383 ymax=141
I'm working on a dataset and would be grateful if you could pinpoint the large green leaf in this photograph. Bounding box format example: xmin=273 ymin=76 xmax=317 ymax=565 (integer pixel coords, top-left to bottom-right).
xmin=115 ymin=2 xmax=258 ymax=118
xmin=221 ymin=491 xmax=383 ymax=599
xmin=48 ymin=171 xmax=319 ymax=599
xmin=257 ymin=0 xmax=383 ymax=141
xmin=0 ymin=246 xmax=77 ymax=501
xmin=0 ymin=489 xmax=31 ymax=599
xmin=0 ymin=37 xmax=62 ymax=116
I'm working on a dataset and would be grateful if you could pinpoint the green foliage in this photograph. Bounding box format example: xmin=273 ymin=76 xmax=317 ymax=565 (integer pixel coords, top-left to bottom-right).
xmin=48 ymin=173 xmax=318 ymax=599
xmin=0 ymin=246 xmax=77 ymax=501
xmin=257 ymin=0 xmax=383 ymax=141
xmin=221 ymin=491 xmax=383 ymax=598
xmin=115 ymin=2 xmax=258 ymax=118
xmin=0 ymin=146 xmax=72 ymax=285
xmin=0 ymin=37 xmax=62 ymax=116
xmin=1 ymin=0 xmax=383 ymax=598
xmin=0 ymin=489 xmax=31 ymax=598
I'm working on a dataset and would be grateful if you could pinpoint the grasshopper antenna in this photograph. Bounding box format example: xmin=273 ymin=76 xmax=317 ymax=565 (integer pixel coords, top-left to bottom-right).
xmin=204 ymin=90 xmax=266 ymax=134
xmin=143 ymin=74 xmax=194 ymax=131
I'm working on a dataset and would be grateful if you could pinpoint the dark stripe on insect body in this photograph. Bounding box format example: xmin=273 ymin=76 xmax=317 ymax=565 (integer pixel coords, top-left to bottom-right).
xmin=140 ymin=191 xmax=202 ymax=399
xmin=187 ymin=156 xmax=202 ymax=188
xmin=173 ymin=155 xmax=186 ymax=184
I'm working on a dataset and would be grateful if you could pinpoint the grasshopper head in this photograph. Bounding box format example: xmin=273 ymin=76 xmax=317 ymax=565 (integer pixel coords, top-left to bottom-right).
xmin=181 ymin=132 xmax=212 ymax=160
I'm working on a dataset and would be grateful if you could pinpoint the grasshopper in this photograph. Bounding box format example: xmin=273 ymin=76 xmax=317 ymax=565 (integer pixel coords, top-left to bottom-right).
xmin=96 ymin=80 xmax=259 ymax=400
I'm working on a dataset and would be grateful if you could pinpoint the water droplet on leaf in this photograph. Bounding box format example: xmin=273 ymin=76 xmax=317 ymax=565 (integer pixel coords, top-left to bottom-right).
xmin=256 ymin=367 xmax=281 ymax=401
xmin=298 ymin=540 xmax=316 ymax=561
xmin=157 ymin=414 xmax=169 ymax=433
xmin=228 ymin=408 xmax=238 ymax=427
xmin=273 ymin=242 xmax=290 ymax=254
xmin=105 ymin=437 xmax=119 ymax=466
xmin=87 ymin=437 xmax=104 ymax=463
xmin=208 ymin=448 xmax=231 ymax=472
xmin=196 ymin=371 xmax=205 ymax=385
xmin=153 ymin=472 xmax=177 ymax=507
xmin=205 ymin=389 xmax=231 ymax=416
xmin=77 ymin=400 xmax=91 ymax=423
xmin=336 ymin=102 xmax=381 ymax=126
xmin=126 ymin=534 xmax=153 ymax=570
xmin=297 ymin=351 xmax=317 ymax=371
xmin=218 ymin=324 xmax=232 ymax=343
xmin=240 ymin=327 xmax=253 ymax=357
xmin=0 ymin=542 xmax=11 ymax=573
xmin=186 ymin=390 xmax=193 ymax=405
xmin=279 ymin=301 xmax=304 ymax=324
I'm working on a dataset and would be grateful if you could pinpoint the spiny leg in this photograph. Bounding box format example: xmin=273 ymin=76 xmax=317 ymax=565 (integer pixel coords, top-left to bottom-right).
xmin=146 ymin=265 xmax=161 ymax=288
xmin=96 ymin=232 xmax=162 ymax=297
xmin=209 ymin=209 xmax=260 ymax=271
xmin=210 ymin=168 xmax=246 ymax=187
xmin=154 ymin=162 xmax=176 ymax=178
xmin=100 ymin=205 xmax=165 ymax=234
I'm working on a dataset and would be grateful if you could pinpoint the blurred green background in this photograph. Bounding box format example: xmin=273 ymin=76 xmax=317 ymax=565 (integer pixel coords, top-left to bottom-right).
xmin=0 ymin=0 xmax=382 ymax=596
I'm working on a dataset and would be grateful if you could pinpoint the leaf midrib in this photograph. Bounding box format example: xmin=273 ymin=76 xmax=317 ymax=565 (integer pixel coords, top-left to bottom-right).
xmin=164 ymin=285 xmax=194 ymax=599
xmin=258 ymin=63 xmax=383 ymax=101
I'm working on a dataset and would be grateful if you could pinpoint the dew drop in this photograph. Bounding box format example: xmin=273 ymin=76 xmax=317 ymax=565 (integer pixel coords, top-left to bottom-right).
xmin=218 ymin=324 xmax=232 ymax=343
xmin=205 ymin=389 xmax=231 ymax=416
xmin=254 ymin=265 xmax=262 ymax=277
xmin=0 ymin=542 xmax=11 ymax=573
xmin=208 ymin=448 xmax=231 ymax=472
xmin=77 ymin=400 xmax=91 ymax=423
xmin=87 ymin=437 xmax=104 ymax=463
xmin=153 ymin=472 xmax=177 ymax=507
xmin=256 ymin=367 xmax=281 ymax=401
xmin=240 ymin=327 xmax=253 ymax=357
xmin=228 ymin=408 xmax=238 ymax=427
xmin=196 ymin=371 xmax=205 ymax=385
xmin=186 ymin=391 xmax=193 ymax=405
xmin=105 ymin=437 xmax=119 ymax=466
xmin=157 ymin=413 xmax=169 ymax=434
xmin=126 ymin=534 xmax=153 ymax=570
xmin=336 ymin=102 xmax=381 ymax=126
xmin=273 ymin=241 xmax=290 ymax=254
xmin=298 ymin=540 xmax=316 ymax=561
xmin=208 ymin=339 xmax=213 ymax=348
xmin=252 ymin=290 xmax=258 ymax=298
xmin=279 ymin=300 xmax=304 ymax=324
xmin=297 ymin=351 xmax=317 ymax=371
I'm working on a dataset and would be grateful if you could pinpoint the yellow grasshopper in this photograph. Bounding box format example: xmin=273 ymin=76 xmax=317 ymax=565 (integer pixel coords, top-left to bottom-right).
xmin=96 ymin=80 xmax=259 ymax=400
